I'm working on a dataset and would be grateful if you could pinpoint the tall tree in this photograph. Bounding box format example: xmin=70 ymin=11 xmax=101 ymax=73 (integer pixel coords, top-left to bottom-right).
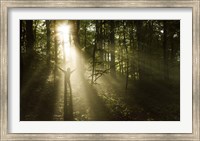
xmin=135 ymin=21 xmax=143 ymax=80
xmin=20 ymin=20 xmax=25 ymax=82
xmin=163 ymin=21 xmax=169 ymax=80
xmin=99 ymin=20 xmax=104 ymax=68
xmin=123 ymin=21 xmax=129 ymax=90
xmin=46 ymin=20 xmax=51 ymax=66
xmin=53 ymin=20 xmax=58 ymax=85
xmin=26 ymin=20 xmax=35 ymax=62
xmin=110 ymin=20 xmax=116 ymax=77
xmin=91 ymin=21 xmax=98 ymax=84
xmin=53 ymin=21 xmax=58 ymax=66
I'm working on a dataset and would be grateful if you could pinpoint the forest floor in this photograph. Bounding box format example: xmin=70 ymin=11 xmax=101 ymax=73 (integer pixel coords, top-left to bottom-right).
xmin=20 ymin=61 xmax=180 ymax=121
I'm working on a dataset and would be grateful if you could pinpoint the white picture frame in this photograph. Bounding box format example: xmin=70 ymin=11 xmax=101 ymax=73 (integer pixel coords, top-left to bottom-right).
xmin=1 ymin=0 xmax=199 ymax=140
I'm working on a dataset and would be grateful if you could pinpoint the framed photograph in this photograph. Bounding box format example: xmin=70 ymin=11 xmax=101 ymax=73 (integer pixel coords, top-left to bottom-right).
xmin=1 ymin=0 xmax=199 ymax=140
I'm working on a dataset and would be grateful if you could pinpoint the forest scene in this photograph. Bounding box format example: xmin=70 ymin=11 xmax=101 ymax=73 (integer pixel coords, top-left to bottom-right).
xmin=20 ymin=20 xmax=180 ymax=121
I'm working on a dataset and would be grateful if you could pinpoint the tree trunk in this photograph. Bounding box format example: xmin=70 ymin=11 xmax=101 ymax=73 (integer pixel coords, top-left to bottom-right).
xmin=163 ymin=21 xmax=169 ymax=80
xmin=110 ymin=20 xmax=116 ymax=77
xmin=123 ymin=21 xmax=129 ymax=90
xmin=99 ymin=20 xmax=104 ymax=68
xmin=147 ymin=21 xmax=153 ymax=79
xmin=84 ymin=22 xmax=87 ymax=49
xmin=129 ymin=21 xmax=135 ymax=80
xmin=20 ymin=21 xmax=24 ymax=83
xmin=76 ymin=21 xmax=80 ymax=46
xmin=26 ymin=20 xmax=34 ymax=64
xmin=53 ymin=21 xmax=58 ymax=85
xmin=135 ymin=21 xmax=143 ymax=81
xmin=46 ymin=20 xmax=51 ymax=66
xmin=91 ymin=21 xmax=98 ymax=84
xmin=118 ymin=30 xmax=122 ymax=74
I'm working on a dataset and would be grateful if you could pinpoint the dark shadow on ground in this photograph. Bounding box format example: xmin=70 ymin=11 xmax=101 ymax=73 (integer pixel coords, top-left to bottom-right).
xmin=94 ymin=74 xmax=180 ymax=121
xmin=131 ymin=79 xmax=180 ymax=121
xmin=64 ymin=86 xmax=74 ymax=121
xmin=20 ymin=61 xmax=56 ymax=121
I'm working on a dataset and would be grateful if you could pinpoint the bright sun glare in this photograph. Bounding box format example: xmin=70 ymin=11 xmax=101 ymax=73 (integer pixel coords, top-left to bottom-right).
xmin=57 ymin=24 xmax=76 ymax=67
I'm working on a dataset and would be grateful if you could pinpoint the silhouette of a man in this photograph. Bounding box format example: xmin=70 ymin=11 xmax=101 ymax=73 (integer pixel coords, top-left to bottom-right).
xmin=57 ymin=66 xmax=75 ymax=93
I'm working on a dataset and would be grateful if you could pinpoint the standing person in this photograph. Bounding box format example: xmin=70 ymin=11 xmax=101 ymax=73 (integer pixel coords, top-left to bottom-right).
xmin=57 ymin=65 xmax=75 ymax=93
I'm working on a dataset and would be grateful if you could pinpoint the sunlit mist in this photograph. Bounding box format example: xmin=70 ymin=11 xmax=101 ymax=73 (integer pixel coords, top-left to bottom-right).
xmin=57 ymin=24 xmax=76 ymax=67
